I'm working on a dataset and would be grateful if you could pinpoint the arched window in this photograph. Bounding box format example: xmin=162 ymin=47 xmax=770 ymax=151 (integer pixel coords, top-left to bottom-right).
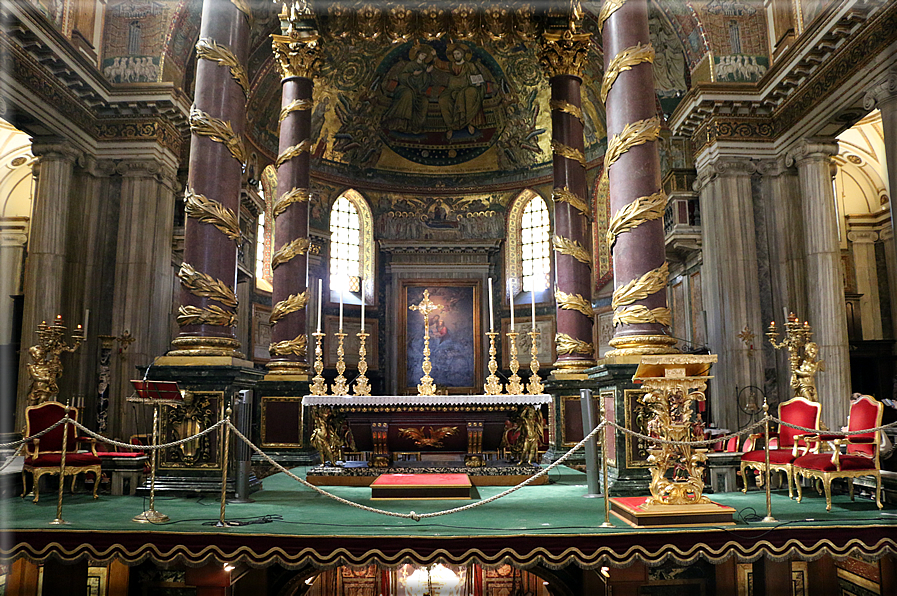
xmin=329 ymin=189 xmax=374 ymax=303
xmin=506 ymin=189 xmax=551 ymax=300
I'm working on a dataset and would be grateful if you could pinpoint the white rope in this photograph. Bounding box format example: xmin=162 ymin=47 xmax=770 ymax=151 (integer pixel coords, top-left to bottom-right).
xmin=774 ymin=417 xmax=897 ymax=436
xmin=71 ymin=418 xmax=227 ymax=450
xmin=606 ymin=417 xmax=768 ymax=447
xmin=0 ymin=417 xmax=71 ymax=448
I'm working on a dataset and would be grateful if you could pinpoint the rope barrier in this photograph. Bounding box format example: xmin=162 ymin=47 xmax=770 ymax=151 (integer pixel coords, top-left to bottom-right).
xmin=606 ymin=417 xmax=768 ymax=447
xmin=71 ymin=418 xmax=227 ymax=450
xmin=0 ymin=444 xmax=24 ymax=472
xmin=0 ymin=417 xmax=71 ymax=448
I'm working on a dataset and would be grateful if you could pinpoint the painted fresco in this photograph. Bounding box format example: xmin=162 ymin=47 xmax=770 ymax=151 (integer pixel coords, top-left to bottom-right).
xmin=376 ymin=194 xmax=505 ymax=241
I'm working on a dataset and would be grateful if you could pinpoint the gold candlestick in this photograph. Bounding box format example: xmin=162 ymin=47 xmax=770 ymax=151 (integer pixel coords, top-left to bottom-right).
xmin=409 ymin=289 xmax=442 ymax=396
xmin=506 ymin=331 xmax=524 ymax=394
xmin=526 ymin=329 xmax=544 ymax=395
xmin=332 ymin=332 xmax=349 ymax=395
xmin=484 ymin=331 xmax=503 ymax=395
xmin=353 ymin=330 xmax=371 ymax=396
xmin=309 ymin=331 xmax=327 ymax=396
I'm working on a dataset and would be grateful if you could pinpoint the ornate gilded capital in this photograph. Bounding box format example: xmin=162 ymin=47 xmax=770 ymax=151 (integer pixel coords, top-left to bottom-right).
xmin=785 ymin=138 xmax=839 ymax=168
xmin=539 ymin=28 xmax=591 ymax=79
xmin=271 ymin=32 xmax=322 ymax=79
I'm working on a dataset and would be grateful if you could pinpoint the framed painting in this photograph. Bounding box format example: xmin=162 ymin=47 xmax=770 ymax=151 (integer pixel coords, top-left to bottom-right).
xmin=400 ymin=280 xmax=482 ymax=394
xmin=251 ymin=304 xmax=273 ymax=362
xmin=323 ymin=316 xmax=379 ymax=369
xmin=500 ymin=315 xmax=555 ymax=369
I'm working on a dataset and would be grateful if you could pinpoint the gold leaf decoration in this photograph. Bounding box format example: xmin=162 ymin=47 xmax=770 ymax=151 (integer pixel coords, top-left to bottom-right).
xmin=598 ymin=0 xmax=626 ymax=29
xmin=271 ymin=33 xmax=321 ymax=79
xmin=177 ymin=305 xmax=236 ymax=328
xmin=270 ymin=290 xmax=310 ymax=325
xmin=189 ymin=105 xmax=246 ymax=165
xmin=613 ymin=305 xmax=672 ymax=328
xmin=178 ymin=263 xmax=238 ymax=308
xmin=275 ymin=139 xmax=313 ymax=168
xmin=552 ymin=186 xmax=590 ymax=219
xmin=556 ymin=333 xmax=594 ymax=356
xmin=551 ymin=140 xmax=586 ymax=167
xmin=269 ymin=334 xmax=308 ymax=358
xmin=273 ymin=187 xmax=311 ymax=218
xmin=195 ymin=38 xmax=249 ymax=97
xmin=549 ymin=99 xmax=583 ymax=121
xmin=604 ymin=116 xmax=661 ymax=171
xmin=279 ymin=98 xmax=314 ymax=123
xmin=552 ymin=235 xmax=592 ymax=267
xmin=184 ymin=187 xmax=241 ymax=242
xmin=612 ymin=262 xmax=669 ymax=308
xmin=272 ymin=238 xmax=310 ymax=270
xmin=555 ymin=289 xmax=595 ymax=317
xmin=229 ymin=0 xmax=252 ymax=25
xmin=606 ymin=190 xmax=667 ymax=250
xmin=601 ymin=42 xmax=655 ymax=103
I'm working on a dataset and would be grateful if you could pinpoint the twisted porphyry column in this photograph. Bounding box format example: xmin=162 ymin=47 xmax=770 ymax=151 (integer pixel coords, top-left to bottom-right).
xmin=601 ymin=0 xmax=677 ymax=357
xmin=267 ymin=9 xmax=321 ymax=376
xmin=170 ymin=0 xmax=250 ymax=357
xmin=539 ymin=27 xmax=596 ymax=375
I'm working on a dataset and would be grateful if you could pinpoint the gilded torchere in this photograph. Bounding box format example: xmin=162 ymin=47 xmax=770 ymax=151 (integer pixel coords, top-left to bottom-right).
xmin=767 ymin=314 xmax=822 ymax=402
xmin=26 ymin=316 xmax=83 ymax=406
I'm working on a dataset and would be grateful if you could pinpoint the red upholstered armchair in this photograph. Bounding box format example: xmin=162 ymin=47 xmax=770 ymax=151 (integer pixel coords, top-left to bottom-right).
xmin=794 ymin=394 xmax=884 ymax=511
xmin=740 ymin=396 xmax=821 ymax=499
xmin=21 ymin=402 xmax=102 ymax=503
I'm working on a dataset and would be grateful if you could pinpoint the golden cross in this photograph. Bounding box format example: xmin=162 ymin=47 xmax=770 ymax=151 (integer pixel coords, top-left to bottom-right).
xmin=409 ymin=289 xmax=442 ymax=319
xmin=409 ymin=289 xmax=443 ymax=396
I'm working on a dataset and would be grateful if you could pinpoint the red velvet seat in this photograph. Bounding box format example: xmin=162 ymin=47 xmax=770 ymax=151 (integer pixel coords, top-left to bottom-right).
xmin=794 ymin=394 xmax=883 ymax=511
xmin=21 ymin=402 xmax=101 ymax=503
xmin=740 ymin=396 xmax=821 ymax=499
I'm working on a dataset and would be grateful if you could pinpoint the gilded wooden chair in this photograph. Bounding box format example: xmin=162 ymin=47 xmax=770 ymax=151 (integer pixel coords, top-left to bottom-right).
xmin=793 ymin=394 xmax=884 ymax=511
xmin=740 ymin=396 xmax=821 ymax=498
xmin=21 ymin=402 xmax=101 ymax=503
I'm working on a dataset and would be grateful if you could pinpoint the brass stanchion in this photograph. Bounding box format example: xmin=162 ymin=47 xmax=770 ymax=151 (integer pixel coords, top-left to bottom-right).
xmin=600 ymin=397 xmax=613 ymax=527
xmin=217 ymin=406 xmax=233 ymax=528
xmin=132 ymin=402 xmax=170 ymax=523
xmin=49 ymin=401 xmax=72 ymax=526
xmin=761 ymin=399 xmax=777 ymax=523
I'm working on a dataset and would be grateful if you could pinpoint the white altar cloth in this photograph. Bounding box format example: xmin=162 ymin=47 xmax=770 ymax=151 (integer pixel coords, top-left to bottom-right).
xmin=302 ymin=394 xmax=552 ymax=407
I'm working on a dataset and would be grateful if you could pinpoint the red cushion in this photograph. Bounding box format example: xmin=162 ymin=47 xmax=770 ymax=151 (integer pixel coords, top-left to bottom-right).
xmin=25 ymin=453 xmax=102 ymax=467
xmin=26 ymin=403 xmax=79 ymax=453
xmin=741 ymin=449 xmax=798 ymax=465
xmin=794 ymin=453 xmax=877 ymax=472
xmin=778 ymin=399 xmax=820 ymax=448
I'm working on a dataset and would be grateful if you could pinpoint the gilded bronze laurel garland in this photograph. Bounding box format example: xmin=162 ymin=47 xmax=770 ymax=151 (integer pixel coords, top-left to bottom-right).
xmin=552 ymin=235 xmax=591 ymax=267
xmin=195 ymin=38 xmax=249 ymax=97
xmin=229 ymin=0 xmax=252 ymax=24
xmin=551 ymin=140 xmax=586 ymax=167
xmin=606 ymin=190 xmax=667 ymax=250
xmin=604 ymin=116 xmax=661 ymax=171
xmin=601 ymin=42 xmax=655 ymax=102
xmin=272 ymin=238 xmax=310 ymax=270
xmin=598 ymin=0 xmax=626 ymax=29
xmin=555 ymin=289 xmax=595 ymax=318
xmin=275 ymin=139 xmax=313 ymax=168
xmin=279 ymin=98 xmax=313 ymax=123
xmin=552 ymin=187 xmax=590 ymax=219
xmin=555 ymin=333 xmax=594 ymax=355
xmin=612 ymin=262 xmax=669 ymax=308
xmin=177 ymin=263 xmax=238 ymax=308
xmin=273 ymin=187 xmax=311 ymax=218
xmin=184 ymin=188 xmax=241 ymax=242
xmin=177 ymin=304 xmax=237 ymax=327
xmin=270 ymin=290 xmax=310 ymax=325
xmin=269 ymin=334 xmax=308 ymax=358
xmin=613 ymin=305 xmax=672 ymax=327
xmin=549 ymin=99 xmax=583 ymax=122
xmin=189 ymin=105 xmax=247 ymax=165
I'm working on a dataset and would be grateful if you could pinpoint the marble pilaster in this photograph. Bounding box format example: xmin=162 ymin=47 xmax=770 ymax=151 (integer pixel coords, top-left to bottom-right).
xmin=847 ymin=230 xmax=882 ymax=340
xmin=0 ymin=225 xmax=27 ymax=345
xmin=786 ymin=139 xmax=850 ymax=428
xmin=694 ymin=158 xmax=765 ymax=430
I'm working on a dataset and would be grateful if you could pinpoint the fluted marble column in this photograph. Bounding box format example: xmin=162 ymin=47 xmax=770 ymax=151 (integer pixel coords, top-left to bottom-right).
xmin=539 ymin=25 xmax=596 ymax=375
xmin=786 ymin=139 xmax=850 ymax=428
xmin=601 ymin=0 xmax=676 ymax=357
xmin=1 ymin=225 xmax=27 ymax=434
xmin=848 ymin=230 xmax=882 ymax=340
xmin=695 ymin=158 xmax=765 ymax=430
xmin=170 ymin=0 xmax=249 ymax=357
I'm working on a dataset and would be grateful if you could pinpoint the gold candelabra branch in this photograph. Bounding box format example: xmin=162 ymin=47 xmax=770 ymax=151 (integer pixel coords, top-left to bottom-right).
xmin=309 ymin=331 xmax=327 ymax=395
xmin=353 ymin=331 xmax=371 ymax=396
xmin=332 ymin=332 xmax=349 ymax=395
xmin=767 ymin=313 xmax=820 ymax=401
xmin=484 ymin=331 xmax=503 ymax=395
xmin=409 ymin=289 xmax=442 ymax=396
xmin=526 ymin=329 xmax=544 ymax=395
xmin=506 ymin=331 xmax=524 ymax=394
xmin=26 ymin=316 xmax=85 ymax=406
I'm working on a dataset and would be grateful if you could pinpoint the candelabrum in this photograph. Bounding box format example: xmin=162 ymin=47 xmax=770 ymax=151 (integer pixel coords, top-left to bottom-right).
xmin=331 ymin=332 xmax=349 ymax=396
xmin=353 ymin=330 xmax=371 ymax=396
xmin=526 ymin=329 xmax=544 ymax=395
xmin=26 ymin=316 xmax=84 ymax=406
xmin=484 ymin=331 xmax=503 ymax=395
xmin=506 ymin=332 xmax=524 ymax=395
xmin=309 ymin=331 xmax=327 ymax=396
xmin=766 ymin=313 xmax=817 ymax=400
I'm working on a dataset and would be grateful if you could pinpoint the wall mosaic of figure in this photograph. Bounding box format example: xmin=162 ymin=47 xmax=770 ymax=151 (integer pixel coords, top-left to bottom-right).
xmin=102 ymin=0 xmax=173 ymax=84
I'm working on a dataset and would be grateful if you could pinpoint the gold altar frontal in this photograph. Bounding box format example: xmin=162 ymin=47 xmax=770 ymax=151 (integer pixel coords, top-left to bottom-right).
xmin=609 ymin=496 xmax=736 ymax=528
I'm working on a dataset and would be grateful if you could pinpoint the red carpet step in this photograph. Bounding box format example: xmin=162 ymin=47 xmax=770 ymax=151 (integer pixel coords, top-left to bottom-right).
xmin=371 ymin=473 xmax=473 ymax=500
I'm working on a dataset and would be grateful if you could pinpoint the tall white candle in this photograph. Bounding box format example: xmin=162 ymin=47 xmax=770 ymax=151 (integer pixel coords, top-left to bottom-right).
xmin=316 ymin=279 xmax=322 ymax=333
xmin=509 ymin=293 xmax=514 ymax=332
xmin=487 ymin=278 xmax=494 ymax=332
xmin=531 ymin=285 xmax=537 ymax=330
xmin=360 ymin=278 xmax=365 ymax=331
xmin=338 ymin=279 xmax=344 ymax=332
